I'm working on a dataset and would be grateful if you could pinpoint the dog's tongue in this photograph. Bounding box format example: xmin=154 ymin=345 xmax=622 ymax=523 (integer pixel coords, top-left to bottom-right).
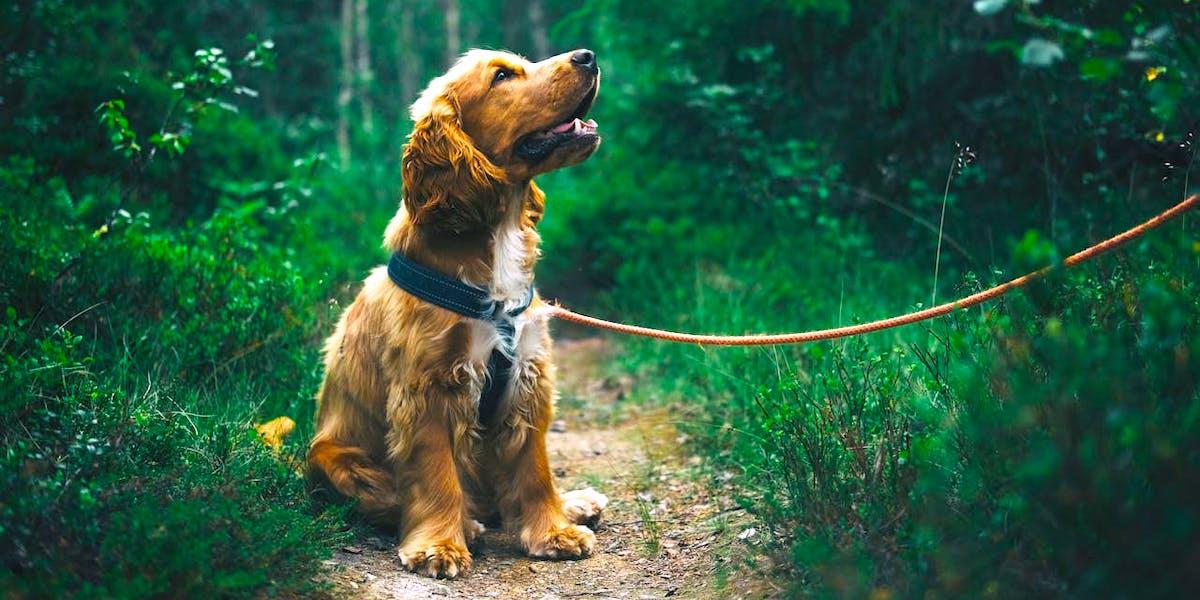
xmin=550 ymin=118 xmax=599 ymax=134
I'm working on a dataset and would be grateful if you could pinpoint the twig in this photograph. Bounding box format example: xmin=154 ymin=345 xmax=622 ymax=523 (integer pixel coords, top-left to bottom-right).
xmin=51 ymin=301 xmax=107 ymax=336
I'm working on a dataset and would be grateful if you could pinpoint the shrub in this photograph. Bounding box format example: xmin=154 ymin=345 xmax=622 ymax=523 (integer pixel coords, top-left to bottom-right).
xmin=0 ymin=157 xmax=348 ymax=597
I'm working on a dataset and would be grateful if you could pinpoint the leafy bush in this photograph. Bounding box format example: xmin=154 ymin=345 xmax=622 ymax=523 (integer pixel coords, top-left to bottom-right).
xmin=907 ymin=259 xmax=1200 ymax=598
xmin=0 ymin=154 xmax=350 ymax=596
xmin=1 ymin=16 xmax=386 ymax=593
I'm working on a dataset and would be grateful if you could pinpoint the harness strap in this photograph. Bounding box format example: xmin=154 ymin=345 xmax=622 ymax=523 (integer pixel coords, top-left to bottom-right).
xmin=387 ymin=252 xmax=534 ymax=425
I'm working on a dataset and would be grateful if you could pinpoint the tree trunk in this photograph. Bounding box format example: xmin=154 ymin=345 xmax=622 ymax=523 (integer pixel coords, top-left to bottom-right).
xmin=336 ymin=0 xmax=354 ymax=168
xmin=528 ymin=0 xmax=549 ymax=59
xmin=395 ymin=2 xmax=420 ymax=108
xmin=502 ymin=0 xmax=524 ymax=53
xmin=355 ymin=0 xmax=374 ymax=136
xmin=439 ymin=0 xmax=460 ymax=68
xmin=464 ymin=10 xmax=480 ymax=50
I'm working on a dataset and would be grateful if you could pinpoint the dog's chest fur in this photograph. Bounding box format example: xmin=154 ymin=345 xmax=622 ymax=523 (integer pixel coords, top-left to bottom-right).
xmin=464 ymin=192 xmax=547 ymax=397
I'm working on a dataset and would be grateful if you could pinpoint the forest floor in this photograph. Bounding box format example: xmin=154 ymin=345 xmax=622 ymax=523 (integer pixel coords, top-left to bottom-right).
xmin=321 ymin=336 xmax=783 ymax=599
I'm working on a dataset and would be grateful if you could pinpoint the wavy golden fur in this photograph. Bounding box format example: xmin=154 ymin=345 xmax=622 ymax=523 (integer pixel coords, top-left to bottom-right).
xmin=307 ymin=48 xmax=607 ymax=579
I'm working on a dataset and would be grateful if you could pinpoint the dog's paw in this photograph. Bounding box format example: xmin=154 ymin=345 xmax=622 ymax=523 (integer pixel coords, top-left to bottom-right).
xmin=463 ymin=519 xmax=486 ymax=547
xmin=397 ymin=541 xmax=472 ymax=579
xmin=525 ymin=524 xmax=596 ymax=560
xmin=562 ymin=487 xmax=608 ymax=529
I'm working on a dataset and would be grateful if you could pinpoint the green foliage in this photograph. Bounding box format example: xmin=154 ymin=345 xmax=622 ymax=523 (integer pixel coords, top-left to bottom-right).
xmin=0 ymin=153 xmax=348 ymax=596
xmin=907 ymin=267 xmax=1200 ymax=598
xmin=612 ymin=219 xmax=1199 ymax=597
xmin=542 ymin=0 xmax=1198 ymax=294
xmin=1 ymin=19 xmax=351 ymax=593
xmin=96 ymin=100 xmax=143 ymax=157
xmin=0 ymin=316 xmax=347 ymax=597
xmin=562 ymin=8 xmax=1200 ymax=595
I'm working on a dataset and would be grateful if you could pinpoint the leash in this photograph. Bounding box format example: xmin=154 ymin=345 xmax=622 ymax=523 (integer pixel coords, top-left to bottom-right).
xmin=548 ymin=194 xmax=1198 ymax=346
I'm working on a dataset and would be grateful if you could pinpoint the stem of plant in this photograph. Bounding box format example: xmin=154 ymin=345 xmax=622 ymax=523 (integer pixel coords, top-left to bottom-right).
xmin=932 ymin=154 xmax=955 ymax=306
xmin=1186 ymin=141 xmax=1197 ymax=283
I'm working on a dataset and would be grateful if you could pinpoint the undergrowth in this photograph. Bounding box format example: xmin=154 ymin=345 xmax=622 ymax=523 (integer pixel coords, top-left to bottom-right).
xmin=600 ymin=201 xmax=1200 ymax=598
xmin=0 ymin=158 xmax=358 ymax=597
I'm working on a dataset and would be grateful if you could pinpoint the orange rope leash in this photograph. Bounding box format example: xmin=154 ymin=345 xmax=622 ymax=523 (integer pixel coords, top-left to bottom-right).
xmin=548 ymin=194 xmax=1198 ymax=346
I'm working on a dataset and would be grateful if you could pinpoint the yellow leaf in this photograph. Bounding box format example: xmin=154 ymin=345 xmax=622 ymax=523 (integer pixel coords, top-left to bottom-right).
xmin=1145 ymin=66 xmax=1165 ymax=81
xmin=1154 ymin=131 xmax=1165 ymax=142
xmin=255 ymin=416 xmax=296 ymax=451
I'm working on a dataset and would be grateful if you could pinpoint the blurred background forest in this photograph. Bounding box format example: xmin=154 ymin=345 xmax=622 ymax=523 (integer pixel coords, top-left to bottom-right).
xmin=3 ymin=0 xmax=1199 ymax=597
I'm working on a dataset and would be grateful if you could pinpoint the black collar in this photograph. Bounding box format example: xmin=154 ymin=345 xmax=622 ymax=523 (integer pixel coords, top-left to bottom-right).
xmin=387 ymin=251 xmax=533 ymax=321
xmin=386 ymin=251 xmax=534 ymax=425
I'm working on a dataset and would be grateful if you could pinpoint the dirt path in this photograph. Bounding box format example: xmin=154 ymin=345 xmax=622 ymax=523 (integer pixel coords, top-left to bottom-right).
xmin=323 ymin=337 xmax=781 ymax=599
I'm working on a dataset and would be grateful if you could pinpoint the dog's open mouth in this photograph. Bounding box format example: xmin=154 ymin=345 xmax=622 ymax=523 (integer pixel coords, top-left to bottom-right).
xmin=515 ymin=83 xmax=599 ymax=162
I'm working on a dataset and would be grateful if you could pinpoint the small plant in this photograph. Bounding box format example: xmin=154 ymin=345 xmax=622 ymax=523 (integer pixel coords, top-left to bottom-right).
xmin=95 ymin=99 xmax=142 ymax=157
xmin=635 ymin=494 xmax=662 ymax=556
xmin=96 ymin=37 xmax=275 ymax=165
xmin=931 ymin=142 xmax=976 ymax=305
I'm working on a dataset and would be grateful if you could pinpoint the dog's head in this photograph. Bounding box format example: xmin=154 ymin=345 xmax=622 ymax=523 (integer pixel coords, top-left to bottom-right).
xmin=402 ymin=49 xmax=600 ymax=232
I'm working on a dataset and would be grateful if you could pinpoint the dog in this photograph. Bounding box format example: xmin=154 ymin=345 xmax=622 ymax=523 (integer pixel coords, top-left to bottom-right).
xmin=307 ymin=48 xmax=608 ymax=579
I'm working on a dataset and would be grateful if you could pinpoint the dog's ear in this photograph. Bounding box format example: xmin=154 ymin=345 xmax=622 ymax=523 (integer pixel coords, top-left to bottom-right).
xmin=401 ymin=94 xmax=506 ymax=234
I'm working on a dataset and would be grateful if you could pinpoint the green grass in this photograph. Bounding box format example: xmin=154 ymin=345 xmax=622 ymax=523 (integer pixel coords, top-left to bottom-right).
xmin=585 ymin=209 xmax=1200 ymax=598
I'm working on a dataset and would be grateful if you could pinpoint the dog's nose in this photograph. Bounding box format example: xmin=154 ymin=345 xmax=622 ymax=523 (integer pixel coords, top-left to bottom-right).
xmin=570 ymin=49 xmax=596 ymax=72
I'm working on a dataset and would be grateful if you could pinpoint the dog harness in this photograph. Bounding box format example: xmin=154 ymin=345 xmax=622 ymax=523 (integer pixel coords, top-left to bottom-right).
xmin=386 ymin=252 xmax=534 ymax=425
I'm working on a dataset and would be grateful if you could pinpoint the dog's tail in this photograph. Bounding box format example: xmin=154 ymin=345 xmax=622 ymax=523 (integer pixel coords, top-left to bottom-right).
xmin=307 ymin=438 xmax=403 ymax=526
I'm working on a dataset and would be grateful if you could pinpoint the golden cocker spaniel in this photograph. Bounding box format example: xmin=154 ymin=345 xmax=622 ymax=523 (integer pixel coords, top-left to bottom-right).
xmin=307 ymin=48 xmax=607 ymax=579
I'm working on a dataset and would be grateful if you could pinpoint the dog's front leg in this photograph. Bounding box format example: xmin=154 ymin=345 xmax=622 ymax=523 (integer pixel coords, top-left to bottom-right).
xmin=494 ymin=355 xmax=597 ymax=559
xmin=392 ymin=384 xmax=474 ymax=579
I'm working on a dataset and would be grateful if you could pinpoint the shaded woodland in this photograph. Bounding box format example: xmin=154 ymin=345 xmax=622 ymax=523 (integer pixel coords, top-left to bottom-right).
xmin=3 ymin=1 xmax=1198 ymax=597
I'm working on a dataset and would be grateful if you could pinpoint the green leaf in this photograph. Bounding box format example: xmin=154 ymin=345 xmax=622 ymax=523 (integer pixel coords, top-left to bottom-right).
xmin=1079 ymin=57 xmax=1120 ymax=82
xmin=1093 ymin=28 xmax=1125 ymax=47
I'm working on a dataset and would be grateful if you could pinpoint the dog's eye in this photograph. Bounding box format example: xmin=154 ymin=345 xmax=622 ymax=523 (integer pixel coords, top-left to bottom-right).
xmin=492 ymin=68 xmax=512 ymax=86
